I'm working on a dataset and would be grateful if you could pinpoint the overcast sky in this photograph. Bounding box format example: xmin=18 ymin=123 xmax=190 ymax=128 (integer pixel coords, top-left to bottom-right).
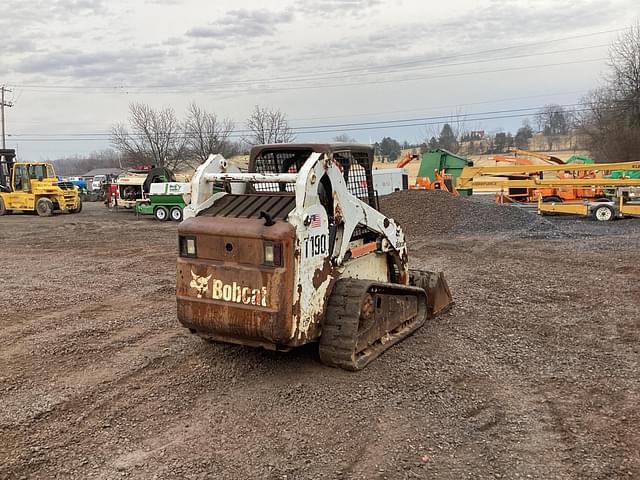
xmin=1 ymin=0 xmax=637 ymax=160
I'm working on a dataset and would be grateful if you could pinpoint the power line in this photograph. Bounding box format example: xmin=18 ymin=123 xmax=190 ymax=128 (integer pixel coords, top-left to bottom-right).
xmin=12 ymin=27 xmax=623 ymax=92
xmin=5 ymin=89 xmax=592 ymax=128
xmin=9 ymin=56 xmax=608 ymax=99
xmin=10 ymin=103 xmax=585 ymax=137
xmin=13 ymin=43 xmax=609 ymax=92
xmin=197 ymin=58 xmax=608 ymax=95
xmin=9 ymin=103 xmax=631 ymax=142
xmin=290 ymin=90 xmax=589 ymax=122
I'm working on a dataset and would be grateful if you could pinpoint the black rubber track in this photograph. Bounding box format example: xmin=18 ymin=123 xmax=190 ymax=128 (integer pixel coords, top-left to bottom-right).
xmin=319 ymin=278 xmax=428 ymax=371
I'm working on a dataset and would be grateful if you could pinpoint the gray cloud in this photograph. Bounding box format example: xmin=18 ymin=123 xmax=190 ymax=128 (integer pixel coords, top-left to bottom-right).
xmin=0 ymin=0 xmax=106 ymax=24
xmin=295 ymin=0 xmax=381 ymax=16
xmin=52 ymin=0 xmax=106 ymax=13
xmin=186 ymin=9 xmax=294 ymax=40
xmin=4 ymin=35 xmax=38 ymax=54
xmin=189 ymin=40 xmax=229 ymax=51
xmin=282 ymin=0 xmax=618 ymax=73
xmin=14 ymin=48 xmax=167 ymax=80
xmin=162 ymin=36 xmax=188 ymax=46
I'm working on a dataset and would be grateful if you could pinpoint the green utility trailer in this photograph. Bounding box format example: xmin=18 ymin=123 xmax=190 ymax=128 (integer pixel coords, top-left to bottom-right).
xmin=418 ymin=148 xmax=474 ymax=195
xmin=135 ymin=182 xmax=190 ymax=221
xmin=566 ymin=155 xmax=594 ymax=165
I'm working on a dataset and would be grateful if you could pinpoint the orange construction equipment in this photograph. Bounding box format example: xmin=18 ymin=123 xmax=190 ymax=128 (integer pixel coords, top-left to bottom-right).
xmin=455 ymin=160 xmax=640 ymax=203
xmin=396 ymin=153 xmax=457 ymax=194
xmin=481 ymin=149 xmax=603 ymax=202
xmin=509 ymin=148 xmax=566 ymax=165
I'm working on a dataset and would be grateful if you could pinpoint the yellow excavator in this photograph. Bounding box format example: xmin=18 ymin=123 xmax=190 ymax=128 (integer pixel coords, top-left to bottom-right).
xmin=0 ymin=149 xmax=81 ymax=216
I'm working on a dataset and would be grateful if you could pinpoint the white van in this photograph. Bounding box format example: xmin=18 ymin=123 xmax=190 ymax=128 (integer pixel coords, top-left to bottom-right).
xmin=91 ymin=174 xmax=106 ymax=191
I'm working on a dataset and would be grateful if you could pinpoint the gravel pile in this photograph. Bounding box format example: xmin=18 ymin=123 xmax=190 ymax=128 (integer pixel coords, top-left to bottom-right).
xmin=379 ymin=189 xmax=558 ymax=237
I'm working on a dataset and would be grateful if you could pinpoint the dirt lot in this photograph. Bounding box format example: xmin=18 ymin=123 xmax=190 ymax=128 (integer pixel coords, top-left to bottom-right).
xmin=1 ymin=198 xmax=639 ymax=480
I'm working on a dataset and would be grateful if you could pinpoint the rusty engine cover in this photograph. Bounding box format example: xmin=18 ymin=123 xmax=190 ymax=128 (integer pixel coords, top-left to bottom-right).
xmin=177 ymin=213 xmax=300 ymax=350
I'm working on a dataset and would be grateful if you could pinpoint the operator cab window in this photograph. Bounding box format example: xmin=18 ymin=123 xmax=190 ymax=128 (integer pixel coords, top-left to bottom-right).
xmin=253 ymin=150 xmax=312 ymax=193
xmin=14 ymin=165 xmax=30 ymax=192
xmin=29 ymin=165 xmax=47 ymax=180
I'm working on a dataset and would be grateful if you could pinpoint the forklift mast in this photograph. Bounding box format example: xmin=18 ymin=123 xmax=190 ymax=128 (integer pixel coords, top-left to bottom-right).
xmin=0 ymin=149 xmax=16 ymax=192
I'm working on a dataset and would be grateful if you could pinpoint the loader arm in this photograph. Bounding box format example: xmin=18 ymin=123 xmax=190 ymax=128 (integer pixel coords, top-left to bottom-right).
xmin=293 ymin=152 xmax=406 ymax=266
xmin=204 ymin=152 xmax=407 ymax=266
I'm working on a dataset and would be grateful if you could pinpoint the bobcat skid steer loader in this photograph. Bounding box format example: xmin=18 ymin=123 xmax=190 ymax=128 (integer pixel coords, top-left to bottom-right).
xmin=176 ymin=144 xmax=452 ymax=370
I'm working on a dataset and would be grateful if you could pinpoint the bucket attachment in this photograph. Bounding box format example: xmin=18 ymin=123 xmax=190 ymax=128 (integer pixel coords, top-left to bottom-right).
xmin=409 ymin=270 xmax=453 ymax=318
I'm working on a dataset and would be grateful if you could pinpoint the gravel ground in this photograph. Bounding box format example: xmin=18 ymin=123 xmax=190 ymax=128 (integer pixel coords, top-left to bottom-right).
xmin=1 ymin=201 xmax=639 ymax=480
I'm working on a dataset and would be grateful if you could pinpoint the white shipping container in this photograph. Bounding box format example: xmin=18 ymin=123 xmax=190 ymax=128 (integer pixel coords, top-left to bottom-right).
xmin=372 ymin=168 xmax=408 ymax=195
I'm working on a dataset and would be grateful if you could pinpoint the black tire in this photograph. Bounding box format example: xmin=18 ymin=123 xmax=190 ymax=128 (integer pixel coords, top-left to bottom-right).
xmin=0 ymin=197 xmax=6 ymax=216
xmin=154 ymin=205 xmax=169 ymax=221
xmin=170 ymin=206 xmax=183 ymax=222
xmin=36 ymin=198 xmax=54 ymax=217
xmin=593 ymin=204 xmax=615 ymax=222
xmin=543 ymin=196 xmax=562 ymax=203
xmin=70 ymin=198 xmax=83 ymax=214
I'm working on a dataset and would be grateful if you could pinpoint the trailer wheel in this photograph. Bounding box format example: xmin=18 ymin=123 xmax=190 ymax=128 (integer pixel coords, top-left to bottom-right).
xmin=543 ymin=196 xmax=562 ymax=203
xmin=0 ymin=197 xmax=6 ymax=216
xmin=170 ymin=206 xmax=183 ymax=222
xmin=154 ymin=205 xmax=169 ymax=221
xmin=593 ymin=204 xmax=615 ymax=222
xmin=36 ymin=198 xmax=54 ymax=217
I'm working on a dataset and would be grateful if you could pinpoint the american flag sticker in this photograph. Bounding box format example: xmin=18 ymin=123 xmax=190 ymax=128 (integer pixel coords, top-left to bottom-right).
xmin=309 ymin=214 xmax=321 ymax=228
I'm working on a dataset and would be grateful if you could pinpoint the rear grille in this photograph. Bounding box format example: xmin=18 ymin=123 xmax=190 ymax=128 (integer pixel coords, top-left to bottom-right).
xmin=200 ymin=194 xmax=295 ymax=220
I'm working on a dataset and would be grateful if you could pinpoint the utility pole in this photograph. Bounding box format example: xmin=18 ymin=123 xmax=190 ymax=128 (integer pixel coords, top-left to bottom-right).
xmin=1 ymin=85 xmax=14 ymax=149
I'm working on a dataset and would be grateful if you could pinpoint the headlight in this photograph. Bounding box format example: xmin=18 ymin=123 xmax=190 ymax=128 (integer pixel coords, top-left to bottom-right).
xmin=264 ymin=244 xmax=274 ymax=263
xmin=179 ymin=236 xmax=197 ymax=258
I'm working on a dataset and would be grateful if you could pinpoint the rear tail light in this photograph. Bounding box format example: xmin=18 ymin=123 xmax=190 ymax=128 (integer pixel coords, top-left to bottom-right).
xmin=264 ymin=242 xmax=282 ymax=266
xmin=179 ymin=236 xmax=197 ymax=258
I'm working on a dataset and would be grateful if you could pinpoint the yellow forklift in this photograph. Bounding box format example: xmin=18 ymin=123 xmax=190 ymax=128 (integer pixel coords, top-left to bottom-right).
xmin=0 ymin=149 xmax=81 ymax=216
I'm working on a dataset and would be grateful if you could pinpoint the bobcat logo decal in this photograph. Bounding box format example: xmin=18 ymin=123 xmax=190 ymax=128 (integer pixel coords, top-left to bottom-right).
xmin=190 ymin=270 xmax=212 ymax=298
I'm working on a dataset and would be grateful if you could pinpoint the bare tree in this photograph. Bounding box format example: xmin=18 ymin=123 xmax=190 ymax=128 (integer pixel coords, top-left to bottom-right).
xmin=333 ymin=133 xmax=356 ymax=143
xmin=608 ymin=21 xmax=640 ymax=120
xmin=579 ymin=87 xmax=640 ymax=161
xmin=423 ymin=109 xmax=466 ymax=154
xmin=111 ymin=102 xmax=187 ymax=170
xmin=535 ymin=104 xmax=571 ymax=150
xmin=579 ymin=22 xmax=640 ymax=161
xmin=184 ymin=103 xmax=235 ymax=163
xmin=245 ymin=105 xmax=295 ymax=145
